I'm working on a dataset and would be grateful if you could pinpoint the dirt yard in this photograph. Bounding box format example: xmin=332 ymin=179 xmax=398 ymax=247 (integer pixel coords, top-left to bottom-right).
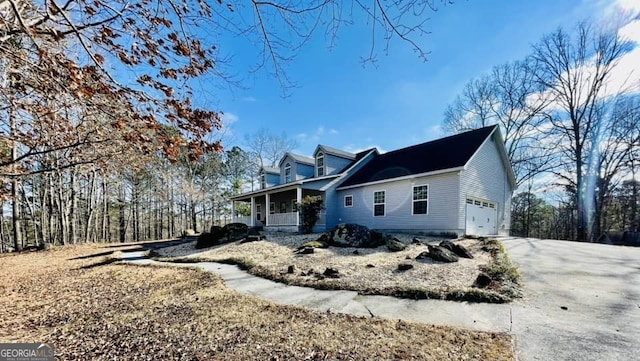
xmin=0 ymin=243 xmax=515 ymax=360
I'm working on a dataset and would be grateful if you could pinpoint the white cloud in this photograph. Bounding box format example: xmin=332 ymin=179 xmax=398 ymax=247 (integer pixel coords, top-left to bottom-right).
xmin=241 ymin=96 xmax=257 ymax=102
xmin=220 ymin=112 xmax=238 ymax=135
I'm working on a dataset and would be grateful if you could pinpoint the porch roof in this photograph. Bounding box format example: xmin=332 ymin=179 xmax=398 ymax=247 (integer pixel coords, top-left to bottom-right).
xmin=230 ymin=175 xmax=339 ymax=201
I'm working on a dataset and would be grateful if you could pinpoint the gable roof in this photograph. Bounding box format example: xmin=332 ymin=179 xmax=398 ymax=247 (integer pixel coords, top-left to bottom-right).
xmin=278 ymin=152 xmax=314 ymax=167
xmin=261 ymin=166 xmax=279 ymax=174
xmin=314 ymin=145 xmax=356 ymax=159
xmin=338 ymin=125 xmax=498 ymax=188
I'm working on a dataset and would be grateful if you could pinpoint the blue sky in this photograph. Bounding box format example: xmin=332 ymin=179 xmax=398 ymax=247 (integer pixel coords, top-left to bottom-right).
xmin=210 ymin=0 xmax=639 ymax=157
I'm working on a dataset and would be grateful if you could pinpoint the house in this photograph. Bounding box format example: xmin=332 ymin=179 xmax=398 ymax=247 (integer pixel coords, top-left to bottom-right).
xmin=230 ymin=125 xmax=516 ymax=236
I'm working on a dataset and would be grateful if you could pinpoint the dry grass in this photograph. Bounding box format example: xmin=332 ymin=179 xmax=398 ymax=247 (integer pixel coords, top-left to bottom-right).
xmin=0 ymin=244 xmax=515 ymax=360
xmin=156 ymin=233 xmax=515 ymax=302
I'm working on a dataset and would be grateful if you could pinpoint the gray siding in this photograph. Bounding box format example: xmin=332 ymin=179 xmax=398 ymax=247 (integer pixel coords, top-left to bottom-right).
xmin=323 ymin=154 xmax=353 ymax=176
xmin=323 ymin=152 xmax=376 ymax=229
xmin=335 ymin=172 xmax=461 ymax=233
xmin=280 ymin=155 xmax=314 ymax=183
xmin=459 ymin=134 xmax=513 ymax=235
xmin=265 ymin=172 xmax=279 ymax=188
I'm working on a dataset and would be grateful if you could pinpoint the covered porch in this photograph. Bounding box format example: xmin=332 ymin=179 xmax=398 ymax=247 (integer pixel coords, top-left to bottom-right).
xmin=231 ymin=186 xmax=325 ymax=232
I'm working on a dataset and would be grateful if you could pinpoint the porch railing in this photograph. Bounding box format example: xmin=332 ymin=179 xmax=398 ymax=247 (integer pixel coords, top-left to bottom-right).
xmin=268 ymin=212 xmax=298 ymax=226
xmin=233 ymin=215 xmax=251 ymax=225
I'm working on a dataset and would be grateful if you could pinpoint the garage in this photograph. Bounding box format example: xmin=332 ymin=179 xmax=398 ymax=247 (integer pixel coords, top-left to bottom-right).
xmin=465 ymin=197 xmax=497 ymax=235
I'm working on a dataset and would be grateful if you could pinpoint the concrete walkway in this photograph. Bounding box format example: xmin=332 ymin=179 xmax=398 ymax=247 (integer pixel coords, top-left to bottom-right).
xmin=120 ymin=237 xmax=640 ymax=361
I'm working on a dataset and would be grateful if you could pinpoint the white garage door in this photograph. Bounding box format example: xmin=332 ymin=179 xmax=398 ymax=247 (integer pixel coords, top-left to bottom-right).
xmin=465 ymin=198 xmax=497 ymax=236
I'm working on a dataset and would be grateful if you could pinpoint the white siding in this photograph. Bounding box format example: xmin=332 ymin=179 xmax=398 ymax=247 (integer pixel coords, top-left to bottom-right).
xmin=336 ymin=172 xmax=461 ymax=233
xmin=459 ymin=134 xmax=513 ymax=235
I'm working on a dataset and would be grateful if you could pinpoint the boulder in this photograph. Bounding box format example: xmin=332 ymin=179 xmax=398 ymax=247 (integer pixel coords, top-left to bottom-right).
xmin=397 ymin=263 xmax=414 ymax=271
xmin=473 ymin=273 xmax=492 ymax=288
xmin=195 ymin=232 xmax=217 ymax=249
xmin=287 ymin=265 xmax=295 ymax=274
xmin=223 ymin=223 xmax=250 ymax=242
xmin=417 ymin=245 xmax=459 ymax=263
xmin=323 ymin=267 xmax=340 ymax=278
xmin=439 ymin=240 xmax=474 ymax=259
xmin=301 ymin=240 xmax=329 ymax=249
xmin=386 ymin=237 xmax=407 ymax=252
xmin=295 ymin=246 xmax=315 ymax=255
xmin=411 ymin=237 xmax=422 ymax=244
xmin=323 ymin=224 xmax=386 ymax=248
xmin=183 ymin=229 xmax=197 ymax=237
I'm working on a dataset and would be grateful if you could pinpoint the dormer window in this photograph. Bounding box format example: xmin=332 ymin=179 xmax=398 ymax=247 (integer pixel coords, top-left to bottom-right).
xmin=284 ymin=163 xmax=291 ymax=183
xmin=260 ymin=171 xmax=266 ymax=189
xmin=316 ymin=152 xmax=324 ymax=177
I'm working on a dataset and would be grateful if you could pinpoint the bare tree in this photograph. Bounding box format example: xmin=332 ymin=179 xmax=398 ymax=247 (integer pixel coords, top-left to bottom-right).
xmin=531 ymin=22 xmax=631 ymax=240
xmin=244 ymin=129 xmax=298 ymax=190
xmin=443 ymin=59 xmax=551 ymax=186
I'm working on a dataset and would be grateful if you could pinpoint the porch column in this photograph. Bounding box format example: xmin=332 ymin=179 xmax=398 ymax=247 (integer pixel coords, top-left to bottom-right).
xmin=296 ymin=187 xmax=302 ymax=227
xmin=265 ymin=193 xmax=270 ymax=226
xmin=250 ymin=197 xmax=255 ymax=227
xmin=231 ymin=200 xmax=235 ymax=223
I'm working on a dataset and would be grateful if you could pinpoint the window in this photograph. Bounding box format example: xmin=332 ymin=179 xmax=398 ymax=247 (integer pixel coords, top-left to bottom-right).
xmin=284 ymin=163 xmax=291 ymax=183
xmin=280 ymin=202 xmax=287 ymax=213
xmin=269 ymin=202 xmax=275 ymax=214
xmin=412 ymin=185 xmax=428 ymax=215
xmin=260 ymin=172 xmax=266 ymax=189
xmin=292 ymin=199 xmax=298 ymax=212
xmin=373 ymin=191 xmax=385 ymax=216
xmin=316 ymin=152 xmax=324 ymax=177
xmin=256 ymin=204 xmax=261 ymax=220
xmin=344 ymin=195 xmax=353 ymax=207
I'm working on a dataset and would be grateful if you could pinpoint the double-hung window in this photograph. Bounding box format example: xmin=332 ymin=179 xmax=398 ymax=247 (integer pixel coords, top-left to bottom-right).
xmin=412 ymin=185 xmax=428 ymax=214
xmin=373 ymin=191 xmax=385 ymax=216
xmin=284 ymin=163 xmax=291 ymax=183
xmin=316 ymin=152 xmax=324 ymax=176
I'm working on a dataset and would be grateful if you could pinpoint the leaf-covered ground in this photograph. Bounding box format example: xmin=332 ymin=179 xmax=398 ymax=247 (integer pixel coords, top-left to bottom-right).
xmin=0 ymin=244 xmax=515 ymax=360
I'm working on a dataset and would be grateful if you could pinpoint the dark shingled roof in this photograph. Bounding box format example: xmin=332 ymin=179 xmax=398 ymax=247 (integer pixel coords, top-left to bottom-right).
xmin=338 ymin=125 xmax=497 ymax=188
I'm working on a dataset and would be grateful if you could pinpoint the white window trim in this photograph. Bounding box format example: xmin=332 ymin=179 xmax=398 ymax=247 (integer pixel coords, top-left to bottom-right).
xmin=412 ymin=184 xmax=429 ymax=215
xmin=344 ymin=195 xmax=353 ymax=207
xmin=269 ymin=202 xmax=275 ymax=214
xmin=260 ymin=172 xmax=266 ymax=189
xmin=373 ymin=190 xmax=386 ymax=217
xmin=316 ymin=152 xmax=325 ymax=177
xmin=256 ymin=204 xmax=262 ymax=220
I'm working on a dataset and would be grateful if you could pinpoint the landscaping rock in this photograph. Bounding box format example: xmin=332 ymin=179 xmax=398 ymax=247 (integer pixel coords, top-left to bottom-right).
xmin=366 ymin=264 xmax=375 ymax=268
xmin=386 ymin=237 xmax=407 ymax=252
xmin=322 ymin=224 xmax=386 ymax=248
xmin=224 ymin=223 xmax=250 ymax=242
xmin=301 ymin=240 xmax=329 ymax=249
xmin=473 ymin=273 xmax=492 ymax=288
xmin=287 ymin=265 xmax=295 ymax=274
xmin=195 ymin=232 xmax=217 ymax=249
xmin=411 ymin=237 xmax=422 ymax=244
xmin=183 ymin=229 xmax=197 ymax=237
xmin=323 ymin=268 xmax=340 ymax=278
xmin=421 ymin=245 xmax=459 ymax=263
xmin=439 ymin=240 xmax=474 ymax=259
xmin=295 ymin=246 xmax=315 ymax=255
xmin=352 ymin=250 xmax=360 ymax=255
xmin=397 ymin=263 xmax=414 ymax=271
xmin=241 ymin=235 xmax=266 ymax=243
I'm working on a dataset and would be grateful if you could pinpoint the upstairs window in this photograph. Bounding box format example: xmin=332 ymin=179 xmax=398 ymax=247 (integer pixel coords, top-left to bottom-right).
xmin=284 ymin=163 xmax=291 ymax=183
xmin=412 ymin=185 xmax=428 ymax=215
xmin=373 ymin=191 xmax=385 ymax=217
xmin=260 ymin=171 xmax=266 ymax=189
xmin=316 ymin=152 xmax=324 ymax=177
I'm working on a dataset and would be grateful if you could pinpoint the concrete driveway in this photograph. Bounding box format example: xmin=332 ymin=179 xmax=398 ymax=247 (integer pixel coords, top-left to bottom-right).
xmin=502 ymin=237 xmax=640 ymax=361
xmin=122 ymin=237 xmax=640 ymax=361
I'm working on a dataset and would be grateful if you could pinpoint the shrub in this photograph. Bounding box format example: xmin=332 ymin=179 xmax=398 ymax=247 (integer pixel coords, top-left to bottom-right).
xmin=297 ymin=196 xmax=324 ymax=234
